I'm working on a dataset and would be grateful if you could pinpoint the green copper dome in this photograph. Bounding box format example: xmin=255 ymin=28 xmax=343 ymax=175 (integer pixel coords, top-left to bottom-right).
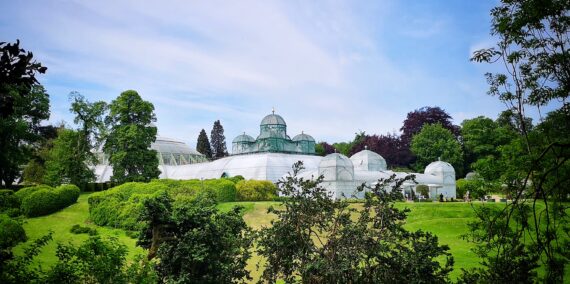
xmin=260 ymin=114 xmax=287 ymax=126
xmin=232 ymin=133 xmax=255 ymax=143
xmin=292 ymin=133 xmax=315 ymax=142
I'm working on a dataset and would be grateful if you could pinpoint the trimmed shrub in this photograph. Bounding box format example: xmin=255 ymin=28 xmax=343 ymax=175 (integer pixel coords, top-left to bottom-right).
xmin=0 ymin=214 xmax=27 ymax=249
xmin=14 ymin=185 xmax=53 ymax=202
xmin=55 ymin=184 xmax=80 ymax=208
xmin=21 ymin=189 xmax=59 ymax=217
xmin=236 ymin=180 xmax=278 ymax=201
xmin=70 ymin=224 xmax=98 ymax=236
xmin=88 ymin=179 xmax=238 ymax=230
xmin=0 ymin=190 xmax=21 ymax=216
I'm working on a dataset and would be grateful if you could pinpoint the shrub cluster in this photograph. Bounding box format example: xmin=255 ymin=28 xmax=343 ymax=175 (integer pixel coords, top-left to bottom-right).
xmin=0 ymin=214 xmax=27 ymax=249
xmin=70 ymin=224 xmax=98 ymax=236
xmin=235 ymin=180 xmax=277 ymax=201
xmin=88 ymin=178 xmax=238 ymax=230
xmin=0 ymin=190 xmax=21 ymax=216
xmin=19 ymin=184 xmax=80 ymax=217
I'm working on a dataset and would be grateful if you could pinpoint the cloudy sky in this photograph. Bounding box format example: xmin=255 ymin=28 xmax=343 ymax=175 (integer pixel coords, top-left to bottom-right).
xmin=1 ymin=0 xmax=547 ymax=147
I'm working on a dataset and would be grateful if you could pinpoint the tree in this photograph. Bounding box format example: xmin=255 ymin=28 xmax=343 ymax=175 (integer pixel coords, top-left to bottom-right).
xmin=196 ymin=129 xmax=212 ymax=159
xmin=349 ymin=133 xmax=411 ymax=168
xmin=43 ymin=128 xmax=95 ymax=186
xmin=315 ymin=142 xmax=335 ymax=156
xmin=103 ymin=90 xmax=160 ymax=183
xmin=461 ymin=116 xmax=515 ymax=179
xmin=467 ymin=0 xmax=570 ymax=281
xmin=0 ymin=40 xmax=50 ymax=187
xmin=69 ymin=92 xmax=107 ymax=166
xmin=400 ymin=106 xmax=460 ymax=147
xmin=137 ymin=191 xmax=252 ymax=283
xmin=256 ymin=162 xmax=453 ymax=283
xmin=210 ymin=120 xmax=228 ymax=159
xmin=410 ymin=123 xmax=463 ymax=173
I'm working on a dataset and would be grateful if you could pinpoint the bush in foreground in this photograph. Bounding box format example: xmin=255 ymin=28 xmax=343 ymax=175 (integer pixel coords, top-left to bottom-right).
xmin=20 ymin=184 xmax=80 ymax=217
xmin=0 ymin=190 xmax=21 ymax=216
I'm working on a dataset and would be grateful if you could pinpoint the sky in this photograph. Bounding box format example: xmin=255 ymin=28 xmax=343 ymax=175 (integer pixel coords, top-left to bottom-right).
xmin=1 ymin=0 xmax=552 ymax=148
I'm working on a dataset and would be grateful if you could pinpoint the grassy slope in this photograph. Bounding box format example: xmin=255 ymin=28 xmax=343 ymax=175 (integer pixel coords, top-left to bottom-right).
xmin=17 ymin=194 xmax=494 ymax=281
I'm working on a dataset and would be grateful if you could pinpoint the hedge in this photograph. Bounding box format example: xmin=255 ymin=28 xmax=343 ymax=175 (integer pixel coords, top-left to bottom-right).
xmin=20 ymin=184 xmax=80 ymax=217
xmin=0 ymin=190 xmax=21 ymax=216
xmin=15 ymin=185 xmax=53 ymax=202
xmin=88 ymin=178 xmax=238 ymax=230
xmin=236 ymin=180 xmax=277 ymax=201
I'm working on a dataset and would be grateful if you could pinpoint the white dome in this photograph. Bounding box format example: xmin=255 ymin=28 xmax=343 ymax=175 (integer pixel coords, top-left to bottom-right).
xmin=318 ymin=153 xmax=354 ymax=181
xmin=350 ymin=150 xmax=387 ymax=171
xmin=424 ymin=161 xmax=455 ymax=177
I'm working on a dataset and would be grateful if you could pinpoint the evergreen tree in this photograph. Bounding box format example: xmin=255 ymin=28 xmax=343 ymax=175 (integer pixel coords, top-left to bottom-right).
xmin=103 ymin=90 xmax=160 ymax=183
xmin=210 ymin=120 xmax=228 ymax=159
xmin=196 ymin=129 xmax=212 ymax=159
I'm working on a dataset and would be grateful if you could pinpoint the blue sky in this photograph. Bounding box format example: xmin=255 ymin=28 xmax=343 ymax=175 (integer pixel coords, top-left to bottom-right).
xmin=1 ymin=0 xmax=547 ymax=147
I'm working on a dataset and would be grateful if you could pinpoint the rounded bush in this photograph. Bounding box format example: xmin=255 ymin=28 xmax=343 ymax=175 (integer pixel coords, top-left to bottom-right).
xmin=236 ymin=180 xmax=278 ymax=201
xmin=15 ymin=185 xmax=53 ymax=202
xmin=55 ymin=184 xmax=80 ymax=208
xmin=21 ymin=189 xmax=59 ymax=217
xmin=0 ymin=214 xmax=27 ymax=249
xmin=0 ymin=189 xmax=21 ymax=215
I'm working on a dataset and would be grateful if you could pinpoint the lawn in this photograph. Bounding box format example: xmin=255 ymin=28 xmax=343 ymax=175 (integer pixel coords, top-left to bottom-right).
xmin=17 ymin=193 xmax=494 ymax=281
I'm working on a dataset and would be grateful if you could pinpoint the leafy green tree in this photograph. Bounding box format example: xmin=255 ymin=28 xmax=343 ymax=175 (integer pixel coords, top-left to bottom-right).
xmin=315 ymin=142 xmax=335 ymax=156
xmin=0 ymin=40 xmax=50 ymax=187
xmin=137 ymin=191 xmax=252 ymax=283
xmin=461 ymin=116 xmax=515 ymax=179
xmin=196 ymin=128 xmax=212 ymax=159
xmin=210 ymin=120 xmax=228 ymax=159
xmin=43 ymin=128 xmax=94 ymax=186
xmin=257 ymin=162 xmax=453 ymax=283
xmin=69 ymin=92 xmax=107 ymax=165
xmin=411 ymin=123 xmax=463 ymax=173
xmin=43 ymin=128 xmax=95 ymax=186
xmin=467 ymin=0 xmax=570 ymax=281
xmin=104 ymin=90 xmax=160 ymax=183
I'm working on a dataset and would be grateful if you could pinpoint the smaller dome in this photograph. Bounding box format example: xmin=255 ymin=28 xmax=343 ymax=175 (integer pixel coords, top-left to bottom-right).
xmin=425 ymin=161 xmax=455 ymax=177
xmin=318 ymin=153 xmax=354 ymax=181
xmin=260 ymin=114 xmax=287 ymax=126
xmin=349 ymin=150 xmax=387 ymax=171
xmin=292 ymin=133 xmax=315 ymax=142
xmin=232 ymin=133 xmax=255 ymax=143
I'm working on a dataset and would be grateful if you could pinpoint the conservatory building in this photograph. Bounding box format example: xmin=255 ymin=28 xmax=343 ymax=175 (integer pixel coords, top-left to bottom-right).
xmin=93 ymin=112 xmax=456 ymax=199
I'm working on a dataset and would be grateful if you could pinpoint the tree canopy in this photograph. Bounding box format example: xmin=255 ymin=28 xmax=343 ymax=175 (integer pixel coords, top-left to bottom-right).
xmin=103 ymin=90 xmax=160 ymax=183
xmin=0 ymin=41 xmax=50 ymax=187
xmin=410 ymin=123 xmax=463 ymax=173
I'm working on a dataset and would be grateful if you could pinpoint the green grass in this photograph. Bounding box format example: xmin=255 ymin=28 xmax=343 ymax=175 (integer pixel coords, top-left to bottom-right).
xmin=15 ymin=194 xmax=506 ymax=281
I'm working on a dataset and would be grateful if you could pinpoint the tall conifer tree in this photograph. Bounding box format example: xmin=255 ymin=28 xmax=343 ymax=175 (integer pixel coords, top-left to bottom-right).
xmin=210 ymin=120 xmax=228 ymax=159
xmin=196 ymin=129 xmax=212 ymax=159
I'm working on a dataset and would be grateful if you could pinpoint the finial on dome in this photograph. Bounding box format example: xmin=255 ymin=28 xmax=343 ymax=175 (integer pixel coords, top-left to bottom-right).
xmin=272 ymin=107 xmax=275 ymax=115
xmin=438 ymin=156 xmax=441 ymax=161
xmin=243 ymin=131 xmax=246 ymax=135
xmin=302 ymin=130 xmax=304 ymax=134
xmin=365 ymin=145 xmax=368 ymax=150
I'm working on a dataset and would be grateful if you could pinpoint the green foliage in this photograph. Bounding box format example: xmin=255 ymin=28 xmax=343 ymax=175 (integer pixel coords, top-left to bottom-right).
xmin=196 ymin=128 xmax=212 ymax=159
xmin=0 ymin=214 xmax=27 ymax=250
xmin=20 ymin=184 xmax=79 ymax=217
xmin=0 ymin=41 xmax=50 ymax=187
xmin=236 ymin=180 xmax=277 ymax=201
xmin=70 ymin=224 xmax=98 ymax=236
xmin=44 ymin=236 xmax=156 ymax=284
xmin=0 ymin=190 xmax=20 ymax=216
xmin=14 ymin=185 xmax=53 ymax=202
xmin=0 ymin=232 xmax=52 ymax=283
xmin=104 ymin=90 xmax=160 ymax=183
xmin=88 ymin=179 xmax=237 ymax=230
xmin=69 ymin=91 xmax=107 ymax=166
xmin=22 ymin=159 xmax=46 ymax=185
xmin=257 ymin=162 xmax=453 ymax=283
xmin=43 ymin=128 xmax=95 ymax=186
xmin=137 ymin=191 xmax=251 ymax=283
xmin=411 ymin=123 xmax=464 ymax=174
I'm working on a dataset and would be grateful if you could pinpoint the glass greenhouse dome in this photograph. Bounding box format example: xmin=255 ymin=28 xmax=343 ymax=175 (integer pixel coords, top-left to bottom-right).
xmin=96 ymin=136 xmax=207 ymax=166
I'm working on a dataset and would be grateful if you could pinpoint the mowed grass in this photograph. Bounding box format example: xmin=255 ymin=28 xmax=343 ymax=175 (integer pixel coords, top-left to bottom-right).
xmin=17 ymin=193 xmax=497 ymax=281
